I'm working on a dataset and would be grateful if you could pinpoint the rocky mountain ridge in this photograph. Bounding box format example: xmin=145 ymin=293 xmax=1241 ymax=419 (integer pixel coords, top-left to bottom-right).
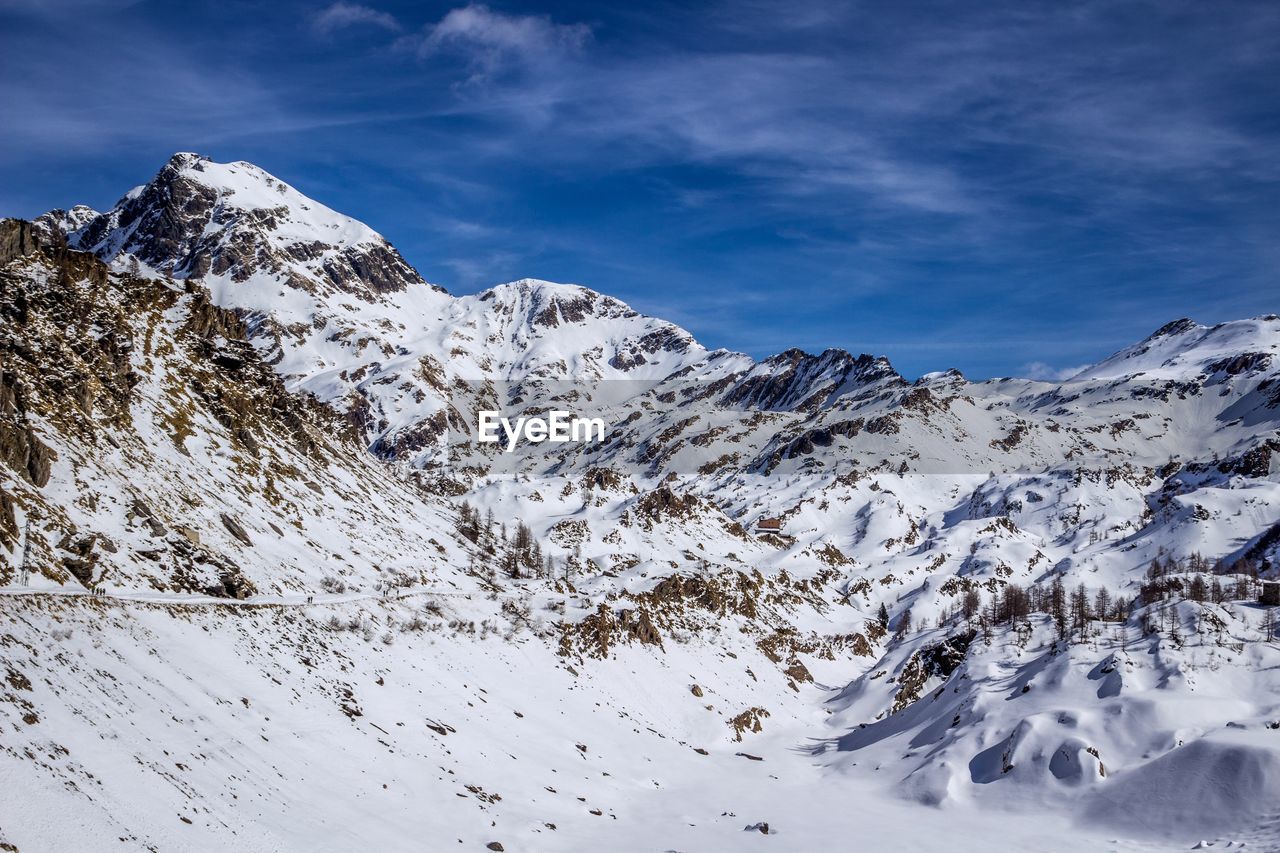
xmin=4 ymin=154 xmax=1280 ymax=851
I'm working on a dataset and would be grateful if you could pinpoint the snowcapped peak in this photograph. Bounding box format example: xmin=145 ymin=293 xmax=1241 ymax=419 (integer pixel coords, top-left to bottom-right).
xmin=164 ymin=150 xmax=206 ymax=169
xmin=1145 ymin=317 xmax=1198 ymax=340
xmin=724 ymin=347 xmax=902 ymax=411
xmin=916 ymin=367 xmax=966 ymax=385
xmin=477 ymin=278 xmax=645 ymax=325
xmin=68 ymin=153 xmax=431 ymax=299
xmin=1073 ymin=316 xmax=1280 ymax=380
xmin=64 ymin=204 xmax=99 ymax=229
xmin=495 ymin=277 xmax=578 ymax=291
xmin=147 ymin=151 xmax=388 ymax=253
xmin=33 ymin=204 xmax=99 ymax=240
xmin=449 ymin=277 xmax=708 ymax=383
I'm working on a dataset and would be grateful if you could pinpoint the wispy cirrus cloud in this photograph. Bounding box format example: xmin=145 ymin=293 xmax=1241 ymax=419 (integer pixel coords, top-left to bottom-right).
xmin=394 ymin=1 xmax=1280 ymax=225
xmin=5 ymin=0 xmax=1280 ymax=377
xmin=405 ymin=4 xmax=590 ymax=81
xmin=0 ymin=25 xmax=282 ymax=154
xmin=312 ymin=2 xmax=399 ymax=37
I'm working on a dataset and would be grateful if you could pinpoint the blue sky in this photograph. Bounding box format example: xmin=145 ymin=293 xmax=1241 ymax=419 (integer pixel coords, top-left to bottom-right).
xmin=2 ymin=0 xmax=1278 ymax=378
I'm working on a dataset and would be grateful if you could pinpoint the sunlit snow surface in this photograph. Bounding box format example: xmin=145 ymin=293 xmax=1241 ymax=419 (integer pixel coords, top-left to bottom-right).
xmin=3 ymin=156 xmax=1280 ymax=851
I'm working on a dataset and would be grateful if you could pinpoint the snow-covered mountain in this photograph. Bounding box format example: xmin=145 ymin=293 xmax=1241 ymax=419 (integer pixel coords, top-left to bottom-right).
xmin=1070 ymin=315 xmax=1280 ymax=380
xmin=5 ymin=154 xmax=1280 ymax=852
xmin=56 ymin=154 xmax=713 ymax=463
xmin=68 ymin=152 xmax=429 ymax=297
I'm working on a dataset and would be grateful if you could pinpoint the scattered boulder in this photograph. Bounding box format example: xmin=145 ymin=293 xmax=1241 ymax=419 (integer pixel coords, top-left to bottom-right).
xmin=729 ymin=707 xmax=770 ymax=741
xmin=128 ymin=499 xmax=167 ymax=537
xmin=174 ymin=525 xmax=201 ymax=546
xmin=220 ymin=513 xmax=252 ymax=546
xmin=207 ymin=568 xmax=256 ymax=600
xmin=57 ymin=532 xmax=99 ymax=586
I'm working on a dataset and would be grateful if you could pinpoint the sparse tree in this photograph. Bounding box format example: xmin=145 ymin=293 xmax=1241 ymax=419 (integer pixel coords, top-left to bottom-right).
xmin=1094 ymin=587 xmax=1112 ymax=623
xmin=1188 ymin=575 xmax=1207 ymax=603
xmin=1235 ymin=576 xmax=1253 ymax=602
xmin=1049 ymin=577 xmax=1068 ymax=639
xmin=893 ymin=608 xmax=912 ymax=640
xmin=1070 ymin=583 xmax=1091 ymax=637
xmin=1112 ymin=595 xmax=1129 ymax=622
xmin=1001 ymin=583 xmax=1030 ymax=625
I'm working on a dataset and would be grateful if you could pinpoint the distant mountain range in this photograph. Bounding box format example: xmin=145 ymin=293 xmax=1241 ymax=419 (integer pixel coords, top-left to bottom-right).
xmin=2 ymin=153 xmax=1279 ymax=852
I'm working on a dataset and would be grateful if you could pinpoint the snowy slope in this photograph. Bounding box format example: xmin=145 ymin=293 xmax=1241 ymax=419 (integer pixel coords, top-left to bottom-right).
xmin=6 ymin=152 xmax=1280 ymax=851
xmin=1072 ymin=316 xmax=1280 ymax=380
xmin=60 ymin=155 xmax=715 ymax=464
xmin=0 ymin=219 xmax=472 ymax=599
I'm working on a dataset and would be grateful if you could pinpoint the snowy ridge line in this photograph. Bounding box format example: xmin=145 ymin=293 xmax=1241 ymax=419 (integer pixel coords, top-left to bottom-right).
xmin=0 ymin=584 xmax=529 ymax=608
xmin=8 ymin=155 xmax=1280 ymax=851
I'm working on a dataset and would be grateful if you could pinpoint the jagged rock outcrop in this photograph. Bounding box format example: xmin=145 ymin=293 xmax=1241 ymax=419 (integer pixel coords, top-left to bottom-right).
xmin=0 ymin=215 xmax=447 ymax=593
xmin=71 ymin=153 xmax=430 ymax=299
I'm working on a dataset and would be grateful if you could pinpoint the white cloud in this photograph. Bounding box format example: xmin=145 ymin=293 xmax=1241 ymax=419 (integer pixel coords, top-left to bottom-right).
xmin=1020 ymin=361 xmax=1090 ymax=382
xmin=312 ymin=2 xmax=399 ymax=37
xmin=393 ymin=2 xmax=1280 ymax=228
xmin=414 ymin=4 xmax=590 ymax=79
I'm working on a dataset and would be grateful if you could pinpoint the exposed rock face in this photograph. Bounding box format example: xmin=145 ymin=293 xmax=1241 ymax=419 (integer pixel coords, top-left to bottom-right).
xmin=220 ymin=513 xmax=253 ymax=547
xmin=0 ymin=220 xmax=69 ymax=487
xmin=0 ymin=359 xmax=58 ymax=488
xmin=0 ymin=486 xmax=16 ymax=554
xmin=723 ymin=349 xmax=903 ymax=413
xmin=1 ymin=216 xmax=347 ymax=475
xmin=57 ymin=531 xmax=99 ymax=586
xmin=0 ymin=216 xmax=397 ymax=592
xmin=0 ymin=218 xmax=40 ymax=263
xmin=71 ymin=153 xmax=430 ymax=300
xmin=891 ymin=630 xmax=976 ymax=713
xmin=45 ymin=155 xmax=721 ymax=465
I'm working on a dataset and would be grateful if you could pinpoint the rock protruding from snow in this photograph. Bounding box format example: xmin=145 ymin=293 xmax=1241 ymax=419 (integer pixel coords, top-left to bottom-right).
xmin=723 ymin=348 xmax=903 ymax=412
xmin=70 ymin=152 xmax=431 ymax=300
xmin=43 ymin=155 xmax=724 ymax=463
xmin=451 ymin=278 xmax=707 ymax=381
xmin=1070 ymin=316 xmax=1280 ymax=380
xmin=34 ymin=205 xmax=98 ymax=243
